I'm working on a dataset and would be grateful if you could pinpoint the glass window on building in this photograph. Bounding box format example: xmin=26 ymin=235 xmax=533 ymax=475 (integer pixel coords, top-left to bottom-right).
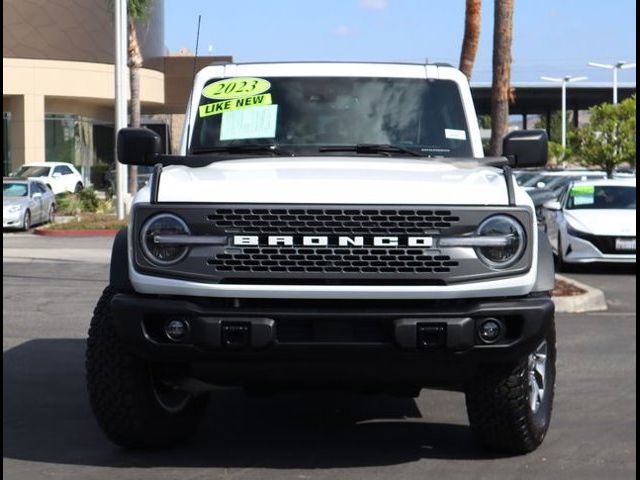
xmin=45 ymin=113 xmax=96 ymax=187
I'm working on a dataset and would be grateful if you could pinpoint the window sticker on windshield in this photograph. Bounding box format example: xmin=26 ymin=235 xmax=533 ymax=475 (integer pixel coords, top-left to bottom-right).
xmin=202 ymin=77 xmax=271 ymax=100
xmin=219 ymin=104 xmax=278 ymax=141
xmin=199 ymin=94 xmax=273 ymax=118
xmin=570 ymin=185 xmax=595 ymax=206
xmin=444 ymin=128 xmax=467 ymax=140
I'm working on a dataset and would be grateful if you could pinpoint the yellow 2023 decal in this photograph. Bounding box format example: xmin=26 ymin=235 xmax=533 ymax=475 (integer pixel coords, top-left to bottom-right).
xmin=199 ymin=93 xmax=273 ymax=117
xmin=202 ymin=77 xmax=271 ymax=100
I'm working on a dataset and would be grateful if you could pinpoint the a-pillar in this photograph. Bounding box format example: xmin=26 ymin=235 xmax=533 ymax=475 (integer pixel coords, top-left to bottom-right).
xmin=6 ymin=94 xmax=45 ymax=172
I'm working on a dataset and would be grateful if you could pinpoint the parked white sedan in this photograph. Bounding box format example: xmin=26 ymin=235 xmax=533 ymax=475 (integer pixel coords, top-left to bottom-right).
xmin=12 ymin=162 xmax=83 ymax=195
xmin=543 ymin=178 xmax=636 ymax=267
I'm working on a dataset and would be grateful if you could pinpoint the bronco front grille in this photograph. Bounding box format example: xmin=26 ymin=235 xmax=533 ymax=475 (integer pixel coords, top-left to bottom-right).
xmin=132 ymin=204 xmax=535 ymax=285
xmin=208 ymin=247 xmax=459 ymax=275
xmin=206 ymin=208 xmax=460 ymax=235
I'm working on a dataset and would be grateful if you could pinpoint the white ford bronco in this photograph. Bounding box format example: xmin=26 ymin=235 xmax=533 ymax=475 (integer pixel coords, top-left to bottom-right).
xmin=87 ymin=62 xmax=556 ymax=453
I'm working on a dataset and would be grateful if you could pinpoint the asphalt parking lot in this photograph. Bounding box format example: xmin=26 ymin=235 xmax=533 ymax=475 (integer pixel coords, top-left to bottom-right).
xmin=3 ymin=233 xmax=636 ymax=480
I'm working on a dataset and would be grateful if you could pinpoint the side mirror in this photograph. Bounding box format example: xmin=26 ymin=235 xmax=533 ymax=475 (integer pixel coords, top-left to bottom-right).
xmin=536 ymin=181 xmax=546 ymax=189
xmin=503 ymin=129 xmax=548 ymax=168
xmin=32 ymin=192 xmax=42 ymax=199
xmin=52 ymin=172 xmax=62 ymax=178
xmin=543 ymin=200 xmax=561 ymax=211
xmin=117 ymin=128 xmax=163 ymax=166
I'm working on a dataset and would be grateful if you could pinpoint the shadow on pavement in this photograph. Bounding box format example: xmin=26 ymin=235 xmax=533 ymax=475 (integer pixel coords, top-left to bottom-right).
xmin=3 ymin=339 xmax=501 ymax=468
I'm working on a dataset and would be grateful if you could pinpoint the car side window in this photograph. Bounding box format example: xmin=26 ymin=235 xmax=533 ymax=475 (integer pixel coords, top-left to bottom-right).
xmin=58 ymin=166 xmax=74 ymax=175
xmin=53 ymin=166 xmax=64 ymax=176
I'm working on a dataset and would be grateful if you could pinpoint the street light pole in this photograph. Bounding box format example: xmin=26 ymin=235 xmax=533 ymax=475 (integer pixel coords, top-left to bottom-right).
xmin=588 ymin=61 xmax=636 ymax=104
xmin=114 ymin=0 xmax=128 ymax=220
xmin=540 ymin=75 xmax=587 ymax=149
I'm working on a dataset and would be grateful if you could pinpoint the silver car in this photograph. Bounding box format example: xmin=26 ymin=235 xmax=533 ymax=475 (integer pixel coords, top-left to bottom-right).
xmin=3 ymin=178 xmax=56 ymax=230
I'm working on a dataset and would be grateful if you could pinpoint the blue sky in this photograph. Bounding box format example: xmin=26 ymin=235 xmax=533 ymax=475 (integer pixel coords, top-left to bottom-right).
xmin=164 ymin=0 xmax=636 ymax=83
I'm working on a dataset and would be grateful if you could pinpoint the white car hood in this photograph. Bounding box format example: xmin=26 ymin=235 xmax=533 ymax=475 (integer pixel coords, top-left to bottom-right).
xmin=156 ymin=157 xmax=510 ymax=205
xmin=565 ymin=209 xmax=636 ymax=236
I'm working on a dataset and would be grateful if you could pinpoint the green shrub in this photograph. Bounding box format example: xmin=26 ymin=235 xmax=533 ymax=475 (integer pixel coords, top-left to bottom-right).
xmin=78 ymin=187 xmax=101 ymax=212
xmin=55 ymin=189 xmax=114 ymax=215
xmin=55 ymin=192 xmax=83 ymax=215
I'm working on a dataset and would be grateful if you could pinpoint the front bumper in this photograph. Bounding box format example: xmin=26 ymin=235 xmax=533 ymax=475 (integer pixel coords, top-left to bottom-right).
xmin=3 ymin=213 xmax=23 ymax=228
xmin=110 ymin=293 xmax=554 ymax=390
xmin=564 ymin=233 xmax=636 ymax=264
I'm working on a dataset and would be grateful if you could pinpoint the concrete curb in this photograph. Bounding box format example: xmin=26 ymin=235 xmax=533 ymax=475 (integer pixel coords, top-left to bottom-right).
xmin=33 ymin=228 xmax=119 ymax=237
xmin=553 ymin=274 xmax=608 ymax=313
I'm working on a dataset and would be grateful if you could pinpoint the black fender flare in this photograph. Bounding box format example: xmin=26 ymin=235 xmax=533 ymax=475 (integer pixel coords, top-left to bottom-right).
xmin=110 ymin=227 xmax=134 ymax=293
xmin=532 ymin=228 xmax=556 ymax=293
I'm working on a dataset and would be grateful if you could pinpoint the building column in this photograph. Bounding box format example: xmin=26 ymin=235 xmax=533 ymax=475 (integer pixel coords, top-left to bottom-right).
xmin=7 ymin=94 xmax=45 ymax=171
xmin=573 ymin=109 xmax=579 ymax=128
xmin=522 ymin=113 xmax=528 ymax=130
xmin=545 ymin=107 xmax=552 ymax=138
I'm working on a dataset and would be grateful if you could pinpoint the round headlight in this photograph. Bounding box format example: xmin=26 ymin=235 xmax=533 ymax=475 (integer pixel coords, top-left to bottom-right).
xmin=475 ymin=215 xmax=526 ymax=268
xmin=140 ymin=214 xmax=190 ymax=265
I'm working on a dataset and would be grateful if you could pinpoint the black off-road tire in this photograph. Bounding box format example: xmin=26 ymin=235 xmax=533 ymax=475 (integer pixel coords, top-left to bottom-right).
xmin=465 ymin=319 xmax=556 ymax=454
xmin=86 ymin=286 xmax=208 ymax=449
xmin=74 ymin=182 xmax=84 ymax=193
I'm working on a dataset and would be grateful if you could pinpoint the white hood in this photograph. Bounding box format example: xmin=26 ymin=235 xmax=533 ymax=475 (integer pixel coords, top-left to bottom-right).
xmin=565 ymin=209 xmax=636 ymax=236
xmin=156 ymin=157 xmax=511 ymax=205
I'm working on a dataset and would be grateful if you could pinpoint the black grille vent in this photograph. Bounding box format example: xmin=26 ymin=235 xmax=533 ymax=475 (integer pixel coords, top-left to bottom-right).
xmin=207 ymin=208 xmax=460 ymax=235
xmin=208 ymin=247 xmax=459 ymax=275
xmin=574 ymin=233 xmax=636 ymax=254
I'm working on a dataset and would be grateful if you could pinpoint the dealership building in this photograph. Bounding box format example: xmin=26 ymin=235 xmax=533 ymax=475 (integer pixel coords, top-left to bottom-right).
xmin=2 ymin=0 xmax=230 ymax=185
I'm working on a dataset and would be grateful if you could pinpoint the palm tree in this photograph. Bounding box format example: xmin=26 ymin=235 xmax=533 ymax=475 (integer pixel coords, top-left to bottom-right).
xmin=126 ymin=0 xmax=153 ymax=193
xmin=489 ymin=0 xmax=514 ymax=156
xmin=459 ymin=0 xmax=482 ymax=80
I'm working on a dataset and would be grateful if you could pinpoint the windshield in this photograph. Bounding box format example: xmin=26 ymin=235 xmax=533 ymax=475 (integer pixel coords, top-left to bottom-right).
xmin=566 ymin=185 xmax=636 ymax=210
xmin=3 ymin=182 xmax=29 ymax=197
xmin=15 ymin=166 xmax=50 ymax=177
xmin=523 ymin=173 xmax=605 ymax=188
xmin=515 ymin=172 xmax=540 ymax=186
xmin=190 ymin=77 xmax=473 ymax=157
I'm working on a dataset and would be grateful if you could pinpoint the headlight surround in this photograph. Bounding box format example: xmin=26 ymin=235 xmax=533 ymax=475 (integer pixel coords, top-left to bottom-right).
xmin=140 ymin=214 xmax=190 ymax=265
xmin=566 ymin=222 xmax=588 ymax=239
xmin=475 ymin=215 xmax=526 ymax=268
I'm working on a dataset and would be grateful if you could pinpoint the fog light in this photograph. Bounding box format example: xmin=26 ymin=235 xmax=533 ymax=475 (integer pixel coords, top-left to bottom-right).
xmin=478 ymin=319 xmax=502 ymax=343
xmin=165 ymin=319 xmax=189 ymax=341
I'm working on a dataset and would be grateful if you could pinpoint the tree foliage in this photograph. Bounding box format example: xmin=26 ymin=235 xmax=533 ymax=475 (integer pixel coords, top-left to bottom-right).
xmin=569 ymin=95 xmax=636 ymax=176
xmin=534 ymin=111 xmax=576 ymax=145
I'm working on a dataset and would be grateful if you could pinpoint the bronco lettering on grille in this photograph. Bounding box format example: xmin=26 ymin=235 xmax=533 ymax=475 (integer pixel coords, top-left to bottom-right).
xmin=233 ymin=235 xmax=434 ymax=247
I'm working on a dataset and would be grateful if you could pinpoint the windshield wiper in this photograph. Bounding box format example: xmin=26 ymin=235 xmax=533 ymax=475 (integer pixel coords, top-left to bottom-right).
xmin=190 ymin=144 xmax=293 ymax=156
xmin=318 ymin=144 xmax=425 ymax=157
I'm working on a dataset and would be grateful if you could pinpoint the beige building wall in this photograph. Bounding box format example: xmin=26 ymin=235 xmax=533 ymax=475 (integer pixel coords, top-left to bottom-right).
xmin=3 ymin=58 xmax=165 ymax=170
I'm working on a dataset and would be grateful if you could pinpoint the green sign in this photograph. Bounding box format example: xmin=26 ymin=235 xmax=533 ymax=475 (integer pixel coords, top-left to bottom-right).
xmin=199 ymin=94 xmax=273 ymax=117
xmin=202 ymin=77 xmax=271 ymax=100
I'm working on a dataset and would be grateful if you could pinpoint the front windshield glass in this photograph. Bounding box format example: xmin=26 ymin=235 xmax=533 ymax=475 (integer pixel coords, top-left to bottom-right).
xmin=566 ymin=185 xmax=636 ymax=210
xmin=15 ymin=166 xmax=50 ymax=177
xmin=515 ymin=172 xmax=540 ymax=186
xmin=191 ymin=77 xmax=473 ymax=157
xmin=3 ymin=182 xmax=29 ymax=197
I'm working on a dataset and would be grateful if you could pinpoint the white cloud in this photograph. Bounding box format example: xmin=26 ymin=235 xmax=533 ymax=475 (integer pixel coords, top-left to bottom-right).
xmin=359 ymin=0 xmax=388 ymax=9
xmin=333 ymin=25 xmax=353 ymax=36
